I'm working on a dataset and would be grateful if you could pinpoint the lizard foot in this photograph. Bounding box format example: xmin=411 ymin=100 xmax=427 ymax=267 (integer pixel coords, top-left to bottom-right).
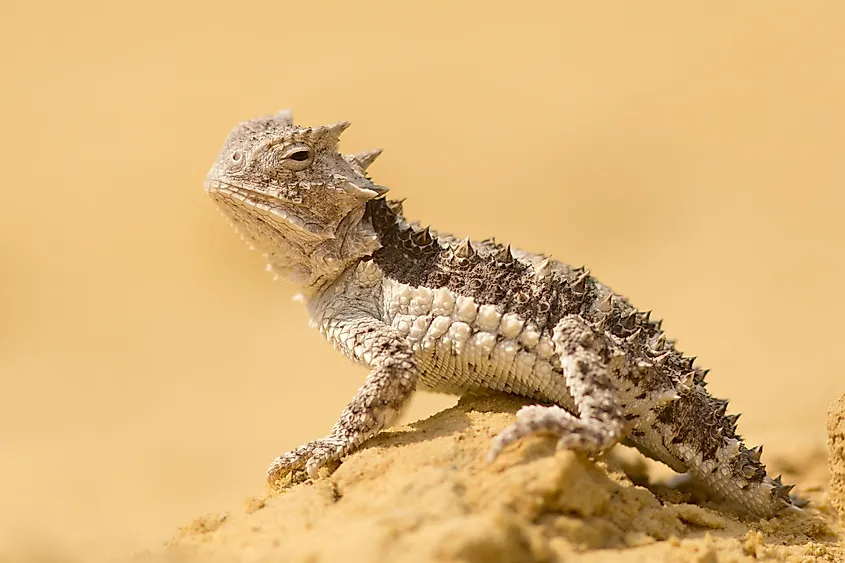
xmin=487 ymin=404 xmax=607 ymax=463
xmin=266 ymin=435 xmax=347 ymax=484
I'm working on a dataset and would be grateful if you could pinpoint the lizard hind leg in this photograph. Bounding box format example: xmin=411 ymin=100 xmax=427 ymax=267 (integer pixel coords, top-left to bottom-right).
xmin=488 ymin=314 xmax=625 ymax=462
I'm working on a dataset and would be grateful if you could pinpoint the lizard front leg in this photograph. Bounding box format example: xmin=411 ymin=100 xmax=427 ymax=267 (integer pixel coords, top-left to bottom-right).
xmin=488 ymin=314 xmax=624 ymax=460
xmin=267 ymin=313 xmax=417 ymax=483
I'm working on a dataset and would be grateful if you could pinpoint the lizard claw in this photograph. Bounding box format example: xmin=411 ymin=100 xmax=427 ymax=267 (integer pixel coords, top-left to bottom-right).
xmin=266 ymin=436 xmax=346 ymax=484
xmin=487 ymin=405 xmax=614 ymax=463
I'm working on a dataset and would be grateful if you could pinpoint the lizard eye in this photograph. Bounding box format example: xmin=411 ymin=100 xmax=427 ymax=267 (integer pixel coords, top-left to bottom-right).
xmin=279 ymin=146 xmax=315 ymax=171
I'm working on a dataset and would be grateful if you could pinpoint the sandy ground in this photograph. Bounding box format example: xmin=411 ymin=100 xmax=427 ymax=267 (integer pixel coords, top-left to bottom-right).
xmin=2 ymin=1 xmax=845 ymax=562
xmin=829 ymin=396 xmax=845 ymax=523
xmin=5 ymin=398 xmax=845 ymax=563
xmin=148 ymin=395 xmax=844 ymax=563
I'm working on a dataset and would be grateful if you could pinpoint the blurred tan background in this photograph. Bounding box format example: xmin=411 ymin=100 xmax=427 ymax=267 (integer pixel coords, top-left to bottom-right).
xmin=1 ymin=0 xmax=844 ymax=559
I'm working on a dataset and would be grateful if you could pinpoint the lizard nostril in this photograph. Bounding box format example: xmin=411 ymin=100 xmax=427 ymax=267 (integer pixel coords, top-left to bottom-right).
xmin=231 ymin=151 xmax=243 ymax=162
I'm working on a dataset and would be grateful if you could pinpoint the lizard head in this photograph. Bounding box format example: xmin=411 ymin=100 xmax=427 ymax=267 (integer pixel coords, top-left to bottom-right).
xmin=205 ymin=110 xmax=386 ymax=291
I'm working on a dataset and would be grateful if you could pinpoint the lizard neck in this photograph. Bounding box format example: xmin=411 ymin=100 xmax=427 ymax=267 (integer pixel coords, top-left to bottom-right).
xmin=298 ymin=196 xmax=409 ymax=301
xmin=268 ymin=203 xmax=383 ymax=295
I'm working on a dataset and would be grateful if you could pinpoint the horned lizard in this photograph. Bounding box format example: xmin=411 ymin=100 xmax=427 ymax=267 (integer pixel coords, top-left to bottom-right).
xmin=204 ymin=110 xmax=801 ymax=518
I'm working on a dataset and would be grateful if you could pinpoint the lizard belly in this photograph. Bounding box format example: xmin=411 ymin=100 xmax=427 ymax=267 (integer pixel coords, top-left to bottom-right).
xmin=387 ymin=309 xmax=576 ymax=412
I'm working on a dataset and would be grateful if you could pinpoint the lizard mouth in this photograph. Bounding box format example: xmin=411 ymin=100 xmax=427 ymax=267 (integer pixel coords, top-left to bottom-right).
xmin=204 ymin=178 xmax=315 ymax=234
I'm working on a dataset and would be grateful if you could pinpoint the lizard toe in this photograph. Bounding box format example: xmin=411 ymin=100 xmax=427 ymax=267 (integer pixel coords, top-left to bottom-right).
xmin=488 ymin=405 xmax=615 ymax=462
xmin=266 ymin=439 xmax=327 ymax=484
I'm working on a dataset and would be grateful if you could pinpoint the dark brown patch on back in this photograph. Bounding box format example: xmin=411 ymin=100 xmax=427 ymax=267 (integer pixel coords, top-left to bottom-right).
xmin=657 ymin=387 xmax=746 ymax=464
xmin=366 ymin=198 xmax=597 ymax=331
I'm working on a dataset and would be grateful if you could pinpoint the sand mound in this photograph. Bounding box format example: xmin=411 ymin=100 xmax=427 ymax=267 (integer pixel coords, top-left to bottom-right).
xmin=828 ymin=394 xmax=845 ymax=520
xmin=145 ymin=396 xmax=842 ymax=563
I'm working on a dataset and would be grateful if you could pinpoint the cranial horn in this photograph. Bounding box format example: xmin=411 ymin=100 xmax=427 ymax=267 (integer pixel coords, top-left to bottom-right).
xmin=312 ymin=120 xmax=351 ymax=141
xmin=348 ymin=148 xmax=383 ymax=170
xmin=274 ymin=109 xmax=294 ymax=126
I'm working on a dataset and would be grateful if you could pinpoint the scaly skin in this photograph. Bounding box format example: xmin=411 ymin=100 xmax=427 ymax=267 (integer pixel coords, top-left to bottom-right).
xmin=204 ymin=110 xmax=801 ymax=518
